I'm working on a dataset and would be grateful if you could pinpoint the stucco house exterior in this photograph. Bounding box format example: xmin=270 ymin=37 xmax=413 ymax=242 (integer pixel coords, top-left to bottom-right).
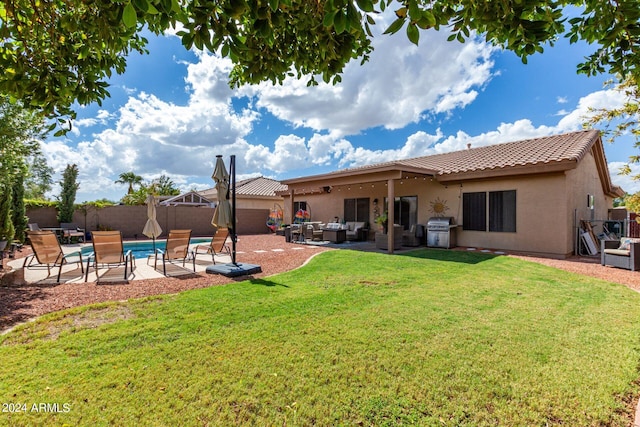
xmin=280 ymin=130 xmax=624 ymax=258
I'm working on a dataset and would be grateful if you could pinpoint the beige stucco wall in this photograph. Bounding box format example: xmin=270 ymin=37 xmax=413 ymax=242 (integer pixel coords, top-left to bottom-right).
xmin=239 ymin=196 xmax=284 ymax=210
xmin=564 ymin=150 xmax=615 ymax=248
xmin=445 ymin=173 xmax=570 ymax=256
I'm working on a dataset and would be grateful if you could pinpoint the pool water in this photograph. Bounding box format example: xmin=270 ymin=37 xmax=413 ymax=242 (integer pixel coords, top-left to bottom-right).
xmin=81 ymin=238 xmax=212 ymax=259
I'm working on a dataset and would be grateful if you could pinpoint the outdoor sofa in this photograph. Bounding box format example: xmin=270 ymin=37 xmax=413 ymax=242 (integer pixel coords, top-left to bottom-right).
xmin=601 ymin=237 xmax=640 ymax=271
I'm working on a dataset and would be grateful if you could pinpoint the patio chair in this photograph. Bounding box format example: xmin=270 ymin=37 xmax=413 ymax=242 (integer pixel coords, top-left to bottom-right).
xmin=192 ymin=228 xmax=230 ymax=264
xmin=23 ymin=230 xmax=84 ymax=283
xmin=154 ymin=229 xmax=194 ymax=275
xmin=60 ymin=222 xmax=85 ymax=244
xmin=85 ymin=231 xmax=134 ymax=282
xmin=601 ymin=237 xmax=640 ymax=271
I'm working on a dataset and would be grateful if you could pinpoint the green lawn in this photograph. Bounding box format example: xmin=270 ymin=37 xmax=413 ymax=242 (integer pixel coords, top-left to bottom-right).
xmin=2 ymin=249 xmax=640 ymax=426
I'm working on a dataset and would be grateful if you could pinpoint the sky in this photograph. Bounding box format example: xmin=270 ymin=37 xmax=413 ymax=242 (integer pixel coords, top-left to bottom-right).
xmin=40 ymin=9 xmax=639 ymax=203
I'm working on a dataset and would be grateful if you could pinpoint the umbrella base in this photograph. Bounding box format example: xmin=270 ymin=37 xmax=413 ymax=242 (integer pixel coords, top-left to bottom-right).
xmin=206 ymin=263 xmax=262 ymax=277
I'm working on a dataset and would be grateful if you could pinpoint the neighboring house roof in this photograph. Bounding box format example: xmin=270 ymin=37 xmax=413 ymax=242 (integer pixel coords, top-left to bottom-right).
xmin=282 ymin=130 xmax=624 ymax=198
xmin=199 ymin=176 xmax=287 ymax=200
xmin=159 ymin=191 xmax=214 ymax=206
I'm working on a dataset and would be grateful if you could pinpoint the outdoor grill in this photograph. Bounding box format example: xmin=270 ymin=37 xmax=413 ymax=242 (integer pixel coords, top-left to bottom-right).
xmin=426 ymin=217 xmax=457 ymax=249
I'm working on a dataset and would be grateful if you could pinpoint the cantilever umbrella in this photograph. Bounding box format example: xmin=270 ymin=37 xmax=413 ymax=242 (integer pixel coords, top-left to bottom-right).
xmin=211 ymin=155 xmax=232 ymax=230
xmin=142 ymin=194 xmax=162 ymax=251
xmin=206 ymin=155 xmax=261 ymax=277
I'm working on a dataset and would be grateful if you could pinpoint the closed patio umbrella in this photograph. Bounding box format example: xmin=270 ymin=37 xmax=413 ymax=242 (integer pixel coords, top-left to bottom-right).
xmin=142 ymin=194 xmax=162 ymax=251
xmin=211 ymin=155 xmax=232 ymax=230
xmin=205 ymin=155 xmax=261 ymax=277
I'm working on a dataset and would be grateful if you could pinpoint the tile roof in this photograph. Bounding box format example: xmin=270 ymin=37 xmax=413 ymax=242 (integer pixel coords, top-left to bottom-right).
xmin=200 ymin=176 xmax=286 ymax=199
xmin=326 ymin=130 xmax=600 ymax=177
xmin=282 ymin=130 xmax=623 ymax=197
xmin=235 ymin=176 xmax=288 ymax=197
xmin=399 ymin=130 xmax=599 ymax=176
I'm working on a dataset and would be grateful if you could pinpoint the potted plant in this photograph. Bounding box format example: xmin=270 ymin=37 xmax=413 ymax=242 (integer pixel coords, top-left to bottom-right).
xmin=375 ymin=211 xmax=388 ymax=234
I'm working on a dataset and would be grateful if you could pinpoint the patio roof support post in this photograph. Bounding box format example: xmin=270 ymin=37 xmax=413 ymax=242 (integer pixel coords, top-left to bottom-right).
xmin=289 ymin=189 xmax=295 ymax=225
xmin=387 ymin=178 xmax=395 ymax=254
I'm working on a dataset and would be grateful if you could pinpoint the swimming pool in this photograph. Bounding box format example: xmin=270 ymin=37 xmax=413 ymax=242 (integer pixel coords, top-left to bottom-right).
xmin=81 ymin=237 xmax=212 ymax=259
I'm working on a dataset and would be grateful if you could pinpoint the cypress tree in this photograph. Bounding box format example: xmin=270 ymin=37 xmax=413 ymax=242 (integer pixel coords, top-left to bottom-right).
xmin=0 ymin=185 xmax=15 ymax=246
xmin=11 ymin=174 xmax=27 ymax=243
xmin=57 ymin=164 xmax=79 ymax=224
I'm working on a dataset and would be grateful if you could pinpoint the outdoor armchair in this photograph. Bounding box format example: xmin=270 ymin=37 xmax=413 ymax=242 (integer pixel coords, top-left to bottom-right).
xmin=24 ymin=230 xmax=84 ymax=283
xmin=601 ymin=237 xmax=640 ymax=271
xmin=60 ymin=223 xmax=85 ymax=244
xmin=154 ymin=229 xmax=194 ymax=275
xmin=192 ymin=228 xmax=230 ymax=264
xmin=85 ymin=231 xmax=134 ymax=282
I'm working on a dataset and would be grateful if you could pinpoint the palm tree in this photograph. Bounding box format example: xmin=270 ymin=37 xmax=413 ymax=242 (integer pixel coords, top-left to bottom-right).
xmin=115 ymin=172 xmax=143 ymax=194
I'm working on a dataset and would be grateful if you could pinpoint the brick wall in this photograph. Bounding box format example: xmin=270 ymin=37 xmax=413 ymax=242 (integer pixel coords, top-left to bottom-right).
xmin=25 ymin=206 xmax=270 ymax=238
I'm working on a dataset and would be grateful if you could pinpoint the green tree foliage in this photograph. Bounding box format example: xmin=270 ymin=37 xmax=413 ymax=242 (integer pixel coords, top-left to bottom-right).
xmin=152 ymin=175 xmax=180 ymax=196
xmin=115 ymin=172 xmax=144 ymax=195
xmin=11 ymin=174 xmax=27 ymax=243
xmin=0 ymin=97 xmax=47 ymax=194
xmin=0 ymin=96 xmax=47 ymax=243
xmin=2 ymin=1 xmax=640 ymax=122
xmin=120 ymin=186 xmax=151 ymax=206
xmin=24 ymin=199 xmax=58 ymax=209
xmin=0 ymin=0 xmax=177 ymax=130
xmin=0 ymin=185 xmax=15 ymax=244
xmin=119 ymin=175 xmax=180 ymax=205
xmin=24 ymin=152 xmax=54 ymax=200
xmin=57 ymin=164 xmax=79 ymax=223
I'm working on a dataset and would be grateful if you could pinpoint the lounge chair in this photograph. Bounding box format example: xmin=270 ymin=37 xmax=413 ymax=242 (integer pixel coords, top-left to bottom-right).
xmin=27 ymin=223 xmax=42 ymax=231
xmin=60 ymin=222 xmax=85 ymax=244
xmin=85 ymin=231 xmax=134 ymax=282
xmin=192 ymin=228 xmax=231 ymax=264
xmin=23 ymin=230 xmax=84 ymax=282
xmin=154 ymin=229 xmax=194 ymax=275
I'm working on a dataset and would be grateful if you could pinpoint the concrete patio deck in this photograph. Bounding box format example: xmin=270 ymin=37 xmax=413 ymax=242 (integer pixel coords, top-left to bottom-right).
xmin=6 ymin=239 xmax=237 ymax=284
xmin=6 ymin=236 xmax=381 ymax=285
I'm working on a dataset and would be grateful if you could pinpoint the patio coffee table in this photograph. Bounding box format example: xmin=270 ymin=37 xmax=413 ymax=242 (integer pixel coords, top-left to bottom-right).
xmin=322 ymin=228 xmax=346 ymax=243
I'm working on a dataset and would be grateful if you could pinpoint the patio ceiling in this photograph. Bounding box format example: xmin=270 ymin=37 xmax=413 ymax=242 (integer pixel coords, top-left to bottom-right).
xmin=281 ymin=164 xmax=438 ymax=195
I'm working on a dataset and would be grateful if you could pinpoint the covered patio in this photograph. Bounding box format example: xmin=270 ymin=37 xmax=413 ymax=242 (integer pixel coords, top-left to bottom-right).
xmin=282 ymin=165 xmax=438 ymax=254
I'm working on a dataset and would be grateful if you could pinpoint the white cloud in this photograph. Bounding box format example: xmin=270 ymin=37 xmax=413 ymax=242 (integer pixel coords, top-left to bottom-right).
xmin=609 ymin=161 xmax=640 ymax=194
xmin=249 ymin=29 xmax=495 ymax=135
xmin=41 ymin=52 xmax=260 ymax=201
xmin=556 ymin=89 xmax=627 ymax=130
xmin=323 ymin=86 xmax=630 ymax=172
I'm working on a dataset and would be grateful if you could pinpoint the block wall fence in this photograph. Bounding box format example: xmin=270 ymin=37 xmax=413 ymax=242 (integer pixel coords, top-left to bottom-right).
xmin=25 ymin=206 xmax=270 ymax=238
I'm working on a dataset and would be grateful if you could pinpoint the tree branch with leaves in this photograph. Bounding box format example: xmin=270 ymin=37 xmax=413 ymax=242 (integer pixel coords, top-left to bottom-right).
xmin=2 ymin=0 xmax=640 ymax=125
xmin=584 ymin=77 xmax=640 ymax=212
